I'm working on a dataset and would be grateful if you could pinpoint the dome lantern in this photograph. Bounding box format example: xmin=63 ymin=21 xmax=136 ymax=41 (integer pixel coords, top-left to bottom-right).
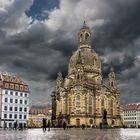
xmin=78 ymin=21 xmax=91 ymax=48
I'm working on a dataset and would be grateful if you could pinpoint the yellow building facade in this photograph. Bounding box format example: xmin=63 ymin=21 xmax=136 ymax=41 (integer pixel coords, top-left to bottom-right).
xmin=28 ymin=107 xmax=51 ymax=128
xmin=54 ymin=22 xmax=121 ymax=127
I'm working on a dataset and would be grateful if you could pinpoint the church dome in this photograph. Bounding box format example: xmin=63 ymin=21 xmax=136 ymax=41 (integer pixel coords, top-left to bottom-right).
xmin=68 ymin=47 xmax=102 ymax=75
xmin=68 ymin=21 xmax=102 ymax=76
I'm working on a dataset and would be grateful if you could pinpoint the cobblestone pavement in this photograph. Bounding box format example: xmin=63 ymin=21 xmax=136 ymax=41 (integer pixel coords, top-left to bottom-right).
xmin=0 ymin=128 xmax=140 ymax=140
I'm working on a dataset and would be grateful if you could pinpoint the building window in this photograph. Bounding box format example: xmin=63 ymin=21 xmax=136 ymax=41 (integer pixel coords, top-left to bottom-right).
xmin=5 ymin=83 xmax=9 ymax=88
xmin=20 ymin=100 xmax=22 ymax=104
xmin=24 ymin=100 xmax=27 ymax=104
xmin=4 ymin=106 xmax=7 ymax=111
xmin=25 ymin=93 xmax=27 ymax=97
xmin=110 ymin=98 xmax=113 ymax=115
xmin=10 ymin=91 xmax=13 ymax=95
xmin=19 ymin=115 xmax=22 ymax=119
xmin=5 ymin=98 xmax=8 ymax=102
xmin=101 ymin=98 xmax=105 ymax=115
xmin=19 ymin=107 xmax=22 ymax=111
xmin=9 ymin=106 xmax=13 ymax=111
xmin=4 ymin=114 xmax=7 ymax=118
xmin=88 ymin=96 xmax=92 ymax=115
xmin=10 ymin=84 xmax=14 ymax=89
xmin=24 ymin=108 xmax=27 ymax=112
xmin=5 ymin=90 xmax=8 ymax=95
xmin=10 ymin=98 xmax=13 ymax=103
xmin=24 ymin=115 xmax=26 ymax=119
xmin=9 ymin=114 xmax=12 ymax=119
xmin=20 ymin=85 xmax=23 ymax=91
xmin=68 ymin=98 xmax=71 ymax=114
xmin=24 ymin=86 xmax=28 ymax=91
xmin=20 ymin=93 xmax=23 ymax=96
xmin=15 ymin=99 xmax=18 ymax=103
xmin=111 ymin=82 xmax=114 ymax=87
xmin=93 ymin=59 xmax=96 ymax=65
xmin=15 ymin=92 xmax=18 ymax=96
xmin=15 ymin=107 xmax=17 ymax=111
xmin=15 ymin=85 xmax=19 ymax=90
xmin=14 ymin=114 xmax=17 ymax=119
xmin=76 ymin=95 xmax=81 ymax=114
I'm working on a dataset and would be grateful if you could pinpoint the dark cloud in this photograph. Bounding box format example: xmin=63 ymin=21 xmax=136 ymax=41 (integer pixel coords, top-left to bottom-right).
xmin=0 ymin=0 xmax=140 ymax=105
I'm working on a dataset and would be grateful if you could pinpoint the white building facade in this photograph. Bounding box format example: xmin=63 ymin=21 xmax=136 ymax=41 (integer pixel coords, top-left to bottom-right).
xmin=123 ymin=103 xmax=140 ymax=128
xmin=0 ymin=73 xmax=29 ymax=128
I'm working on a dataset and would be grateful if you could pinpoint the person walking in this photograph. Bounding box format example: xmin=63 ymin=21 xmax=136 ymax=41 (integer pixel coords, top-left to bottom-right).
xmin=99 ymin=122 xmax=102 ymax=129
xmin=13 ymin=121 xmax=17 ymax=130
xmin=63 ymin=121 xmax=67 ymax=130
xmin=47 ymin=120 xmax=51 ymax=131
xmin=42 ymin=118 xmax=47 ymax=132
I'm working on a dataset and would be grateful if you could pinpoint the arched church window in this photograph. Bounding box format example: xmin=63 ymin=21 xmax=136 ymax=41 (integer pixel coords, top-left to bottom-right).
xmin=85 ymin=33 xmax=89 ymax=41
xmin=80 ymin=34 xmax=83 ymax=42
xmin=88 ymin=96 xmax=92 ymax=114
xmin=110 ymin=98 xmax=113 ymax=115
xmin=101 ymin=98 xmax=104 ymax=106
xmin=111 ymin=82 xmax=114 ymax=87
xmin=76 ymin=95 xmax=81 ymax=114
xmin=77 ymin=73 xmax=80 ymax=80
xmin=101 ymin=98 xmax=105 ymax=115
xmin=111 ymin=98 xmax=113 ymax=108
xmin=69 ymin=98 xmax=71 ymax=114
xmin=93 ymin=59 xmax=96 ymax=65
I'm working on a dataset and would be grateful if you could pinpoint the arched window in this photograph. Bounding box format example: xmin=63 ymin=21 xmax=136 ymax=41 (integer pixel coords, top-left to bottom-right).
xmin=85 ymin=33 xmax=89 ymax=41
xmin=110 ymin=98 xmax=113 ymax=115
xmin=88 ymin=96 xmax=92 ymax=114
xmin=68 ymin=98 xmax=71 ymax=114
xmin=101 ymin=98 xmax=104 ymax=106
xmin=101 ymin=98 xmax=105 ymax=115
xmin=111 ymin=82 xmax=114 ymax=87
xmin=93 ymin=59 xmax=96 ymax=65
xmin=80 ymin=34 xmax=83 ymax=42
xmin=76 ymin=95 xmax=80 ymax=114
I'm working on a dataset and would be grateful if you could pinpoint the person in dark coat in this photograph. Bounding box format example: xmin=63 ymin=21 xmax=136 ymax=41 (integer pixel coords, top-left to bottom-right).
xmin=47 ymin=120 xmax=51 ymax=131
xmin=13 ymin=121 xmax=17 ymax=130
xmin=19 ymin=123 xmax=23 ymax=131
xmin=63 ymin=121 xmax=67 ymax=130
xmin=99 ymin=122 xmax=102 ymax=129
xmin=42 ymin=118 xmax=47 ymax=132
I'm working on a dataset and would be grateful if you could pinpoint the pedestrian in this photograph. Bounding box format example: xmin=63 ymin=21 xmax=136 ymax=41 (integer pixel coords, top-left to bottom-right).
xmin=81 ymin=124 xmax=85 ymax=130
xmin=47 ymin=120 xmax=51 ymax=131
xmin=13 ymin=121 xmax=17 ymax=130
xmin=42 ymin=118 xmax=47 ymax=132
xmin=63 ymin=121 xmax=67 ymax=130
xmin=99 ymin=122 xmax=102 ymax=129
xmin=19 ymin=123 xmax=23 ymax=131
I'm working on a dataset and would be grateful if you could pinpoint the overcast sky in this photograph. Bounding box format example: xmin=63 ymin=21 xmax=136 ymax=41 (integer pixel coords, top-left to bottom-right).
xmin=0 ymin=0 xmax=140 ymax=106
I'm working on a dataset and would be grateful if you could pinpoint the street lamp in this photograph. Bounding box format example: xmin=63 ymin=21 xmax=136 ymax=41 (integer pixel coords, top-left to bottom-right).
xmin=51 ymin=91 xmax=56 ymax=127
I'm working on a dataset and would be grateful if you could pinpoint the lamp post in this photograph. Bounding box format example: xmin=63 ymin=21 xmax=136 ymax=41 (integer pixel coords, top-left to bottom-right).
xmin=51 ymin=91 xmax=56 ymax=127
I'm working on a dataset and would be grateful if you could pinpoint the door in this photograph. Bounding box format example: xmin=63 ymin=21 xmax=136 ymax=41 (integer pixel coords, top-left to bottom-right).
xmin=76 ymin=118 xmax=80 ymax=127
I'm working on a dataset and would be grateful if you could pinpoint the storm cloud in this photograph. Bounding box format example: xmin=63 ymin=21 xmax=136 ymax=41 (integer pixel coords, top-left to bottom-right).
xmin=0 ymin=0 xmax=140 ymax=106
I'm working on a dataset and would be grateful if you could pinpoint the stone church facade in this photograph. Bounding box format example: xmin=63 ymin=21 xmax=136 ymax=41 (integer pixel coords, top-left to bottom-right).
xmin=52 ymin=22 xmax=121 ymax=127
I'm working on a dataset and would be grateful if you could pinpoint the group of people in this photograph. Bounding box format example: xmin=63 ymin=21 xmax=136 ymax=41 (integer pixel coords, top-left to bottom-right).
xmin=42 ymin=118 xmax=51 ymax=132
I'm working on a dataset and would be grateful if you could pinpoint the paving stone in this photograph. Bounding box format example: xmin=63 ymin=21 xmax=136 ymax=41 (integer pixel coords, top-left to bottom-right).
xmin=0 ymin=128 xmax=140 ymax=140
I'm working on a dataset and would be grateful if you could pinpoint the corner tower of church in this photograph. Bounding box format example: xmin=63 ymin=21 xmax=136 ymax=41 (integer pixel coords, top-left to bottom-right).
xmin=51 ymin=22 xmax=121 ymax=127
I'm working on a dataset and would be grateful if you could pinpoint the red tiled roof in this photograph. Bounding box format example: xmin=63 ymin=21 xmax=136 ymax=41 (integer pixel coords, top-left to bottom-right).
xmin=0 ymin=73 xmax=27 ymax=85
xmin=29 ymin=107 xmax=51 ymax=115
xmin=124 ymin=102 xmax=140 ymax=111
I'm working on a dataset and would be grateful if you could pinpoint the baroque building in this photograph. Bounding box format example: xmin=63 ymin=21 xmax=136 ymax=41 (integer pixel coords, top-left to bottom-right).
xmin=0 ymin=73 xmax=29 ymax=128
xmin=52 ymin=22 xmax=121 ymax=127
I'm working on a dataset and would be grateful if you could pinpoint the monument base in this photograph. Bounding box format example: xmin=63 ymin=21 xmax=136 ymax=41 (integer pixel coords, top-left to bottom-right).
xmin=102 ymin=119 xmax=108 ymax=128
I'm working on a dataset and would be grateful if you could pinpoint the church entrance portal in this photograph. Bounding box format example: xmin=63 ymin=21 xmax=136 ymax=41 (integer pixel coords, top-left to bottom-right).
xmin=76 ymin=118 xmax=80 ymax=127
